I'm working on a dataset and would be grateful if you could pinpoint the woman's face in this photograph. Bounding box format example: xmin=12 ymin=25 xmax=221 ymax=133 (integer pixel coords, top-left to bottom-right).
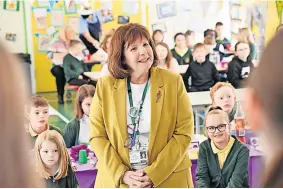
xmin=124 ymin=37 xmax=154 ymax=75
xmin=206 ymin=114 xmax=230 ymax=144
xmin=65 ymin=27 xmax=75 ymax=41
xmin=156 ymin=45 xmax=168 ymax=61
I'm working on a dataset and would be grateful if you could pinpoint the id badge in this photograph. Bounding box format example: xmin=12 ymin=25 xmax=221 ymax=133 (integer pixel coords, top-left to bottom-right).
xmin=130 ymin=144 xmax=148 ymax=169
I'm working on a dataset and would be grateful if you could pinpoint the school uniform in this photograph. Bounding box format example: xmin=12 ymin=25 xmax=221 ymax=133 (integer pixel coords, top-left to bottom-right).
xmin=63 ymin=115 xmax=90 ymax=148
xmin=25 ymin=124 xmax=62 ymax=148
xmin=63 ymin=53 xmax=96 ymax=86
xmin=227 ymin=56 xmax=254 ymax=88
xmin=196 ymin=136 xmax=250 ymax=188
xmin=216 ymin=37 xmax=231 ymax=50
xmin=182 ymin=60 xmax=220 ymax=92
xmin=171 ymin=48 xmax=193 ymax=65
xmin=45 ymin=165 xmax=79 ymax=188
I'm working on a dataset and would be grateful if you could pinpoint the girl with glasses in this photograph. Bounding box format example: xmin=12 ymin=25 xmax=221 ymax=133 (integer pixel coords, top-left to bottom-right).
xmin=196 ymin=106 xmax=250 ymax=188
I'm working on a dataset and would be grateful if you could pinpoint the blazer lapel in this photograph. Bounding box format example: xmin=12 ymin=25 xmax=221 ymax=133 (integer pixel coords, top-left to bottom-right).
xmin=148 ymin=67 xmax=164 ymax=160
xmin=112 ymin=78 xmax=130 ymax=164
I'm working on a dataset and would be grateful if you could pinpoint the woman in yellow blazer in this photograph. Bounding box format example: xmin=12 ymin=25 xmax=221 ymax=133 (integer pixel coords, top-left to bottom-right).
xmin=89 ymin=23 xmax=194 ymax=188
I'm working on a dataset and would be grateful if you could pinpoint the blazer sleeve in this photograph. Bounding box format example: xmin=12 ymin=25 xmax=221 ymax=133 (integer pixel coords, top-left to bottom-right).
xmin=89 ymin=79 xmax=128 ymax=187
xmin=227 ymin=146 xmax=250 ymax=188
xmin=63 ymin=119 xmax=77 ymax=148
xmin=144 ymin=75 xmax=194 ymax=187
xmin=196 ymin=143 xmax=211 ymax=188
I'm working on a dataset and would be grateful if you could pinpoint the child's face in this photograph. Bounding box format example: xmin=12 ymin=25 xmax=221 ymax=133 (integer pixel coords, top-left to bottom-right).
xmin=156 ymin=45 xmax=168 ymax=61
xmin=29 ymin=106 xmax=49 ymax=132
xmin=206 ymin=114 xmax=230 ymax=144
xmin=40 ymin=140 xmax=59 ymax=169
xmin=70 ymin=44 xmax=83 ymax=56
xmin=215 ymin=25 xmax=224 ymax=37
xmin=186 ymin=34 xmax=195 ymax=47
xmin=175 ymin=35 xmax=186 ymax=48
xmin=193 ymin=47 xmax=206 ymax=63
xmin=213 ymin=86 xmax=236 ymax=113
xmin=153 ymin=32 xmax=164 ymax=43
xmin=82 ymin=96 xmax=93 ymax=116
xmin=236 ymin=43 xmax=250 ymax=60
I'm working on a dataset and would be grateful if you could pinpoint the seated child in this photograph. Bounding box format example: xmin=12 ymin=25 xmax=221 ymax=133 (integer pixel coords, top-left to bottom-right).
xmin=227 ymin=41 xmax=254 ymax=88
xmin=34 ymin=130 xmax=79 ymax=188
xmin=63 ymin=39 xmax=96 ymax=86
xmin=183 ymin=43 xmax=220 ymax=92
xmin=210 ymin=82 xmax=236 ymax=122
xmin=63 ymin=84 xmax=95 ymax=148
xmin=26 ymin=95 xmax=61 ymax=147
xmin=196 ymin=106 xmax=250 ymax=188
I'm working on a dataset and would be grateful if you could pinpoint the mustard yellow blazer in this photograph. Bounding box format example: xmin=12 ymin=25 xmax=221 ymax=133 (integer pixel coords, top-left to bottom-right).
xmin=89 ymin=67 xmax=194 ymax=188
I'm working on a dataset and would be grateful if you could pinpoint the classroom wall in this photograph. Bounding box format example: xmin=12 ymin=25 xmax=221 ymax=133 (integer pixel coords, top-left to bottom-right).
xmin=30 ymin=0 xmax=145 ymax=93
xmin=147 ymin=0 xmax=231 ymax=49
xmin=0 ymin=1 xmax=27 ymax=53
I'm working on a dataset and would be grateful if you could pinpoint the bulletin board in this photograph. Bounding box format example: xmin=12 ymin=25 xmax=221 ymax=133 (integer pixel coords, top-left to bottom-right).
xmin=31 ymin=0 xmax=143 ymax=93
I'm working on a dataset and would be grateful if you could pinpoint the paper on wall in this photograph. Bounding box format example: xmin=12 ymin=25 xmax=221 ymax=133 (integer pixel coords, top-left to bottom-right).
xmin=51 ymin=10 xmax=64 ymax=27
xmin=122 ymin=0 xmax=139 ymax=15
xmin=33 ymin=8 xmax=47 ymax=19
xmin=47 ymin=26 xmax=57 ymax=36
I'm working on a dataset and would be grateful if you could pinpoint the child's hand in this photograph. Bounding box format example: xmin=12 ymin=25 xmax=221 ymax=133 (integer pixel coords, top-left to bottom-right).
xmin=78 ymin=75 xmax=83 ymax=80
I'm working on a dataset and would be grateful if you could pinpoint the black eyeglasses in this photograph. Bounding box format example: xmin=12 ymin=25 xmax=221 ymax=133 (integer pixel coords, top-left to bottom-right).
xmin=206 ymin=124 xmax=227 ymax=133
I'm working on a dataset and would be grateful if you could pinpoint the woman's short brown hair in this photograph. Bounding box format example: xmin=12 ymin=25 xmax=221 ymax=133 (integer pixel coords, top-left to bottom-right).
xmin=108 ymin=23 xmax=159 ymax=79
xmin=101 ymin=33 xmax=112 ymax=52
xmin=75 ymin=84 xmax=95 ymax=119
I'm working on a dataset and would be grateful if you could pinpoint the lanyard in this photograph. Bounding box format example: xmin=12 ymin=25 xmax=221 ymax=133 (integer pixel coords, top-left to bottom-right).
xmin=127 ymin=76 xmax=150 ymax=147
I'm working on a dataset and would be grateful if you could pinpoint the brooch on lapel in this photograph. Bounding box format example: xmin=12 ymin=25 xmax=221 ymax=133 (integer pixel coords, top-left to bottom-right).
xmin=156 ymin=91 xmax=162 ymax=103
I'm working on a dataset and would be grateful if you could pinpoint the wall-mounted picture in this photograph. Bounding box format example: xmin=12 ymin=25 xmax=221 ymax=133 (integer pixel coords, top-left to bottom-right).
xmin=36 ymin=0 xmax=50 ymax=8
xmin=118 ymin=16 xmax=130 ymax=24
xmin=37 ymin=35 xmax=51 ymax=52
xmin=64 ymin=0 xmax=77 ymax=14
xmin=156 ymin=1 xmax=177 ymax=19
xmin=51 ymin=10 xmax=65 ymax=27
xmin=5 ymin=33 xmax=17 ymax=42
xmin=3 ymin=0 xmax=20 ymax=11
xmin=100 ymin=9 xmax=114 ymax=23
xmin=152 ymin=23 xmax=167 ymax=32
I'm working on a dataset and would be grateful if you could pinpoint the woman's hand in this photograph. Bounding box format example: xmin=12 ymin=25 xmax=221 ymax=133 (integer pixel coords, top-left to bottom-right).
xmin=78 ymin=75 xmax=83 ymax=80
xmin=122 ymin=171 xmax=152 ymax=188
xmin=132 ymin=169 xmax=153 ymax=188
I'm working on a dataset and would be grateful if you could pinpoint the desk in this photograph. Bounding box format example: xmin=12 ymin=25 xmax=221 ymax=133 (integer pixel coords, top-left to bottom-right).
xmin=188 ymin=89 xmax=247 ymax=134
xmin=177 ymin=65 xmax=189 ymax=74
xmin=188 ymin=88 xmax=247 ymax=106
xmin=74 ymin=146 xmax=263 ymax=188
